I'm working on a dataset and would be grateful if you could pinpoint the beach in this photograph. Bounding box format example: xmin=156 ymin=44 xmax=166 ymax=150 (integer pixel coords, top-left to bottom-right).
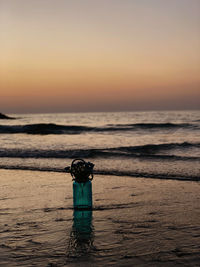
xmin=1 ymin=0 xmax=199 ymax=265
xmin=0 ymin=169 xmax=199 ymax=267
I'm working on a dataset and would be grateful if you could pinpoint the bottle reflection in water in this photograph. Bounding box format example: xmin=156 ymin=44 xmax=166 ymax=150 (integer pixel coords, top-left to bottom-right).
xmin=67 ymin=210 xmax=94 ymax=258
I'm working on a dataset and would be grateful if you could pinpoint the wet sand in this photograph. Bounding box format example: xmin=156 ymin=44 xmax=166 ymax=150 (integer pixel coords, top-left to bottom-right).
xmin=0 ymin=169 xmax=199 ymax=267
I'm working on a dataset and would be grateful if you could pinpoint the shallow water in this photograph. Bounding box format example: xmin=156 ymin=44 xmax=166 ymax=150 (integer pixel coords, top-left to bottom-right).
xmin=0 ymin=170 xmax=200 ymax=267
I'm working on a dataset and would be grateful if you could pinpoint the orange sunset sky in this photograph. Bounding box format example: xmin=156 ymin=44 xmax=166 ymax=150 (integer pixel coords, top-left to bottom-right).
xmin=0 ymin=0 xmax=200 ymax=113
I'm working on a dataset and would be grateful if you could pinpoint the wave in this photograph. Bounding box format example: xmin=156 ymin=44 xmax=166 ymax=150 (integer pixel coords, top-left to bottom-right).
xmin=0 ymin=164 xmax=199 ymax=181
xmin=0 ymin=142 xmax=199 ymax=159
xmin=0 ymin=124 xmax=92 ymax=135
xmin=0 ymin=122 xmax=198 ymax=135
xmin=107 ymin=122 xmax=194 ymax=128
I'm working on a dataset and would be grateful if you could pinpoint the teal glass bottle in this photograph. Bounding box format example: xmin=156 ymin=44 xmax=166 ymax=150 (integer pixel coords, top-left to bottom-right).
xmin=65 ymin=159 xmax=94 ymax=210
xmin=73 ymin=180 xmax=92 ymax=209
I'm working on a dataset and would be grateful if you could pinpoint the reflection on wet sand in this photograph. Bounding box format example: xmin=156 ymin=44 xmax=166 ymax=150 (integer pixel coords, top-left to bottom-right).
xmin=67 ymin=210 xmax=95 ymax=258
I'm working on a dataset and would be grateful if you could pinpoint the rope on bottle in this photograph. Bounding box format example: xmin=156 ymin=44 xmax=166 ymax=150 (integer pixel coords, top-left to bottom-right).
xmin=65 ymin=158 xmax=94 ymax=182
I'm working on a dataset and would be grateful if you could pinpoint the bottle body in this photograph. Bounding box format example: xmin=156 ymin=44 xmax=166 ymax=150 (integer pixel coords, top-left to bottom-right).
xmin=73 ymin=180 xmax=92 ymax=209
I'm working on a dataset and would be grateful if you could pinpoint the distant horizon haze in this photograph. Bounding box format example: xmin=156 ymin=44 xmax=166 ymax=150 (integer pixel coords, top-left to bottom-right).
xmin=1 ymin=107 xmax=200 ymax=115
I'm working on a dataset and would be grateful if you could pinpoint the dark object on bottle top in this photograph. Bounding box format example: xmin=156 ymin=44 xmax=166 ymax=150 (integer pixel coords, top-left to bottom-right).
xmin=65 ymin=158 xmax=94 ymax=183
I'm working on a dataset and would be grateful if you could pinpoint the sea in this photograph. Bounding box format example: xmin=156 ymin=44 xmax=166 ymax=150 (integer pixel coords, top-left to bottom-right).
xmin=0 ymin=110 xmax=199 ymax=181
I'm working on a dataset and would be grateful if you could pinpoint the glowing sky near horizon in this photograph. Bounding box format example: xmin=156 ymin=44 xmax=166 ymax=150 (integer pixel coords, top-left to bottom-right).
xmin=0 ymin=0 xmax=200 ymax=113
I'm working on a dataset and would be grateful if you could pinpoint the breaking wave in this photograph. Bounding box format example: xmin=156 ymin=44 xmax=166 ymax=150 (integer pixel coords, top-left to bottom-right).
xmin=0 ymin=122 xmax=198 ymax=135
xmin=0 ymin=142 xmax=199 ymax=159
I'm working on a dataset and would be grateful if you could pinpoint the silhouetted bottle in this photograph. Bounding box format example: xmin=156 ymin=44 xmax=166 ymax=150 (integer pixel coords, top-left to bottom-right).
xmin=65 ymin=159 xmax=94 ymax=210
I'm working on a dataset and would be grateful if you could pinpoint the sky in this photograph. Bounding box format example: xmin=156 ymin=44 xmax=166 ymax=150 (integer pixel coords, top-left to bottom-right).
xmin=0 ymin=0 xmax=200 ymax=113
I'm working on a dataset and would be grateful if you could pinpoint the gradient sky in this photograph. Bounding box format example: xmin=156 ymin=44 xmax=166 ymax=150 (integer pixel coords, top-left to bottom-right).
xmin=0 ymin=0 xmax=200 ymax=113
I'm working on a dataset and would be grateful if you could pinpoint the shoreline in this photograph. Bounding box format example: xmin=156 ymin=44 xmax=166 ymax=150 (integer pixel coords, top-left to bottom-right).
xmin=0 ymin=166 xmax=199 ymax=182
xmin=0 ymin=169 xmax=199 ymax=266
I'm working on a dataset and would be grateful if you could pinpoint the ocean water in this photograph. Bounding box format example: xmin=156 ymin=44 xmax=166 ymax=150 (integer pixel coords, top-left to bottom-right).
xmin=0 ymin=110 xmax=200 ymax=181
